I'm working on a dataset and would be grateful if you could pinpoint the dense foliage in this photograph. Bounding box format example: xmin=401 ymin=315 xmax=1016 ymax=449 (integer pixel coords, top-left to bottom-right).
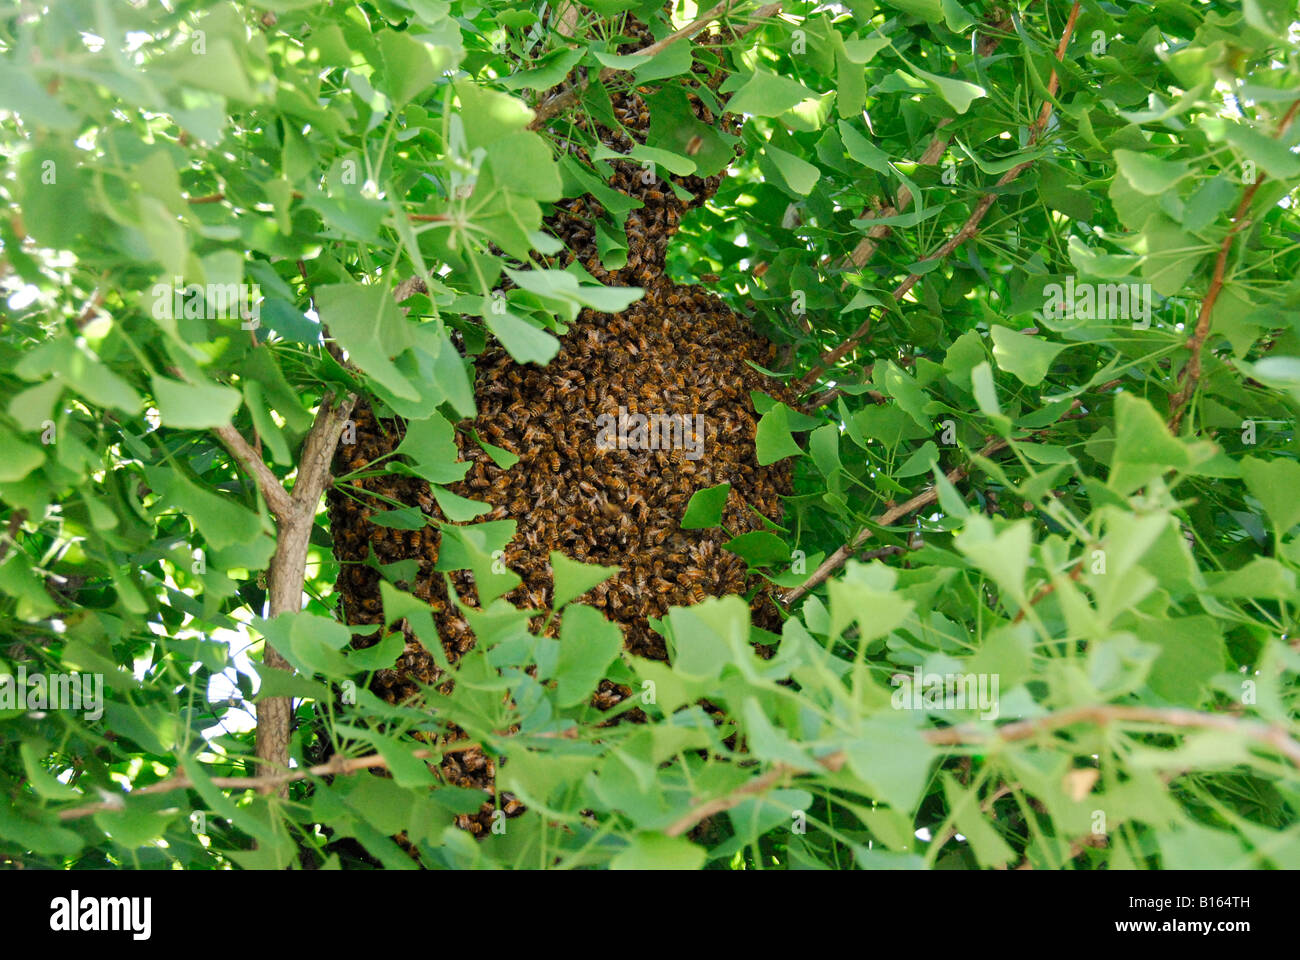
xmin=2 ymin=0 xmax=1299 ymax=869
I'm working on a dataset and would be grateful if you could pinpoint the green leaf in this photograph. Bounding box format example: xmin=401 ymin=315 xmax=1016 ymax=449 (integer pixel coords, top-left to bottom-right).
xmin=723 ymin=531 xmax=791 ymax=566
xmin=316 ymin=283 xmax=417 ymax=399
xmin=828 ymin=561 xmax=913 ymax=642
xmin=1201 ymin=116 xmax=1300 ymax=180
xmin=555 ymin=604 xmax=624 ymax=707
xmin=502 ymin=46 xmax=585 ymax=91
xmin=485 ymin=310 xmax=560 ymax=366
xmin=376 ymin=30 xmax=439 ymax=105
xmin=970 ymin=361 xmax=1003 ymax=420
xmin=990 ymin=325 xmax=1067 ymax=386
xmin=680 ymin=482 xmax=731 ymax=529
xmin=1139 ymin=214 xmax=1200 ymax=297
xmin=755 ymin=404 xmax=804 ymax=465
xmin=550 ymin=551 xmax=620 ymax=609
xmin=1114 ymin=150 xmax=1193 ymax=195
xmin=667 ymin=596 xmax=748 ymax=680
xmin=843 ymin=717 xmax=934 ymax=812
xmin=838 ymin=120 xmax=892 ymax=174
xmin=1136 ymin=616 xmax=1224 ymax=706
xmin=436 ymin=521 xmax=520 ymax=605
xmin=611 ymin=832 xmax=706 ymax=869
xmin=371 ymin=507 xmax=428 ymax=530
xmin=631 ymin=39 xmax=693 ymax=82
xmin=504 ymin=268 xmax=643 ymax=314
xmin=955 ymin=515 xmax=1032 ymax=603
xmin=94 ymin=808 xmax=179 ymax=849
xmin=150 ymin=375 xmax=242 ymax=430
xmin=881 ymin=0 xmax=942 ymax=18
xmin=0 ymin=427 xmax=45 ymax=482
xmin=20 ymin=743 xmax=79 ymax=799
xmin=1109 ymin=393 xmax=1204 ymax=493
xmin=942 ymin=774 xmax=1015 ymax=866
xmin=431 ymin=486 xmax=491 ymax=522
xmin=148 ymin=467 xmax=269 ymax=552
xmin=911 ymin=67 xmax=986 ymax=114
xmin=724 ymin=70 xmax=818 ymax=117
xmin=1240 ymin=456 xmax=1300 ymax=533
xmin=941 ymin=0 xmax=976 ymax=31
xmin=484 ymin=132 xmax=562 ymax=201
xmin=764 ymin=143 xmax=821 ymax=195
xmin=393 ymin=413 xmax=466 ymax=484
xmin=14 ymin=338 xmax=142 ymax=412
xmin=471 ymin=430 xmax=519 ymax=469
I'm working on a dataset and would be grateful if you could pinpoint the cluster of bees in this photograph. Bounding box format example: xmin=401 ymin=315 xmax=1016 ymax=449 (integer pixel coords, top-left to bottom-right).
xmin=325 ymin=10 xmax=791 ymax=842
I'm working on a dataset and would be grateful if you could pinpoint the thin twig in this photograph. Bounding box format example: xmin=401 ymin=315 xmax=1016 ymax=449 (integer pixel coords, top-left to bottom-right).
xmin=663 ymin=704 xmax=1300 ymax=837
xmin=839 ymin=18 xmax=1012 ymax=274
xmin=799 ymin=1 xmax=1081 ymax=392
xmin=780 ymin=436 xmax=1010 ymax=605
xmin=54 ymin=742 xmax=482 ymax=822
xmin=0 ymin=510 xmax=26 ymax=565
xmin=1167 ymin=97 xmax=1300 ymax=433
xmin=787 ymin=379 xmax=1118 ymax=603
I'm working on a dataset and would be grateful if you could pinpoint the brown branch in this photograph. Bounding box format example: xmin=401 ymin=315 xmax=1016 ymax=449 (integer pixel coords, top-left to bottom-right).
xmin=54 ymin=742 xmax=482 ymax=822
xmin=290 ymin=391 xmax=357 ymax=514
xmin=1013 ymin=558 xmax=1085 ymax=623
xmin=56 ymin=704 xmax=1299 ymax=835
xmin=735 ymin=2 xmax=782 ymax=37
xmin=799 ymin=2 xmax=1081 ymax=393
xmin=664 ymin=752 xmax=849 ymax=837
xmin=856 ymin=543 xmax=915 ymax=563
xmin=840 ymin=18 xmax=1013 ymax=273
xmin=780 ymin=436 xmax=1010 ymax=605
xmin=788 ymin=380 xmax=1117 ymax=601
xmin=527 ymin=1 xmax=782 ymax=130
xmin=254 ymin=390 xmax=357 ymax=796
xmin=801 ymin=359 xmax=897 ymax=413
xmin=75 ymin=279 xmax=108 ymax=329
xmin=0 ymin=510 xmax=26 ymax=566
xmin=212 ymin=424 xmax=293 ymax=520
xmin=1167 ymin=97 xmax=1300 ymax=433
xmin=664 ymin=704 xmax=1300 ymax=838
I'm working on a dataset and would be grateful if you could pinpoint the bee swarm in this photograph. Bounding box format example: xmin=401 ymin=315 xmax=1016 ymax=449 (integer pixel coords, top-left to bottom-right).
xmin=325 ymin=14 xmax=792 ymax=838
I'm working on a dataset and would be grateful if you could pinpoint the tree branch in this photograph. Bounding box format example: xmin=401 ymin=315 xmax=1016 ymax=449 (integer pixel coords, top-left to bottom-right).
xmin=255 ymin=390 xmax=357 ymax=796
xmin=781 ymin=381 xmax=1118 ymax=604
xmin=54 ymin=742 xmax=481 ymax=822
xmin=1167 ymin=97 xmax=1300 ymax=433
xmin=55 ymin=704 xmax=1299 ymax=838
xmin=212 ymin=424 xmax=293 ymax=520
xmin=664 ymin=704 xmax=1300 ymax=837
xmin=799 ymin=1 xmax=1081 ymax=393
xmin=0 ymin=510 xmax=26 ymax=566
xmin=779 ymin=436 xmax=1009 ymax=605
xmin=839 ymin=17 xmax=1013 ymax=274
